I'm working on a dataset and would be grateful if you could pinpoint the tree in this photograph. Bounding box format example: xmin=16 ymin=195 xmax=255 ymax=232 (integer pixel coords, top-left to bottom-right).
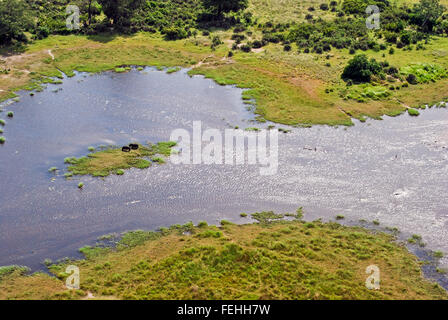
xmin=202 ymin=0 xmax=248 ymax=17
xmin=341 ymin=54 xmax=382 ymax=82
xmin=412 ymin=0 xmax=445 ymax=32
xmin=0 ymin=0 xmax=33 ymax=45
xmin=98 ymin=0 xmax=144 ymax=29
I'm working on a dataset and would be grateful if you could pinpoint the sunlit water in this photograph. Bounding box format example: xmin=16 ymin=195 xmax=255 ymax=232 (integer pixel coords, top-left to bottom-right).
xmin=1 ymin=68 xmax=447 ymax=284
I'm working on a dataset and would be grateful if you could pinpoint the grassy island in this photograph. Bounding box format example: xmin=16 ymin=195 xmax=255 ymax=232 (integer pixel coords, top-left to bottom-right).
xmin=64 ymin=142 xmax=177 ymax=177
xmin=0 ymin=212 xmax=446 ymax=300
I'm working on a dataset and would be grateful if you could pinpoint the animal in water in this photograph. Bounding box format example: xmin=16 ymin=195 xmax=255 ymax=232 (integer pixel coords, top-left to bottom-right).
xmin=129 ymin=143 xmax=139 ymax=150
xmin=122 ymin=146 xmax=131 ymax=152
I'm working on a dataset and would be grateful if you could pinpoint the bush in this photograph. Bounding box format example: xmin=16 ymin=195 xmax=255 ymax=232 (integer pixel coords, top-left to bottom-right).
xmin=251 ymin=40 xmax=263 ymax=48
xmin=240 ymin=44 xmax=252 ymax=52
xmin=283 ymin=44 xmax=292 ymax=51
xmin=0 ymin=136 xmax=5 ymax=144
xmin=162 ymin=26 xmax=188 ymax=40
xmin=341 ymin=54 xmax=382 ymax=82
xmin=320 ymin=3 xmax=329 ymax=10
xmin=406 ymin=73 xmax=418 ymax=85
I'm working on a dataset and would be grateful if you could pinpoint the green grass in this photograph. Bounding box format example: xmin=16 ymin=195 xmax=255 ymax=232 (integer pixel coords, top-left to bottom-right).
xmin=400 ymin=64 xmax=448 ymax=84
xmin=65 ymin=142 xmax=176 ymax=177
xmin=1 ymin=217 xmax=447 ymax=300
xmin=166 ymin=67 xmax=181 ymax=74
xmin=0 ymin=266 xmax=30 ymax=281
xmin=408 ymin=108 xmax=420 ymax=116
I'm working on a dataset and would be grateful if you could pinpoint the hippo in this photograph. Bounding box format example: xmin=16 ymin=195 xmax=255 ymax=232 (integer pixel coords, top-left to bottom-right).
xmin=122 ymin=146 xmax=131 ymax=152
xmin=129 ymin=143 xmax=139 ymax=150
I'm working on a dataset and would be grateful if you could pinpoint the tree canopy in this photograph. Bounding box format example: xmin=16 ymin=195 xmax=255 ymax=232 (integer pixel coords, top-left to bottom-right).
xmin=0 ymin=0 xmax=33 ymax=45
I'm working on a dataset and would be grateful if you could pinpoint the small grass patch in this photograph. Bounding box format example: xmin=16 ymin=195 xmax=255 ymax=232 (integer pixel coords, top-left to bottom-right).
xmin=166 ymin=67 xmax=181 ymax=74
xmin=65 ymin=142 xmax=176 ymax=177
xmin=0 ymin=266 xmax=30 ymax=280
xmin=408 ymin=108 xmax=420 ymax=116
xmin=0 ymin=136 xmax=5 ymax=144
xmin=114 ymin=67 xmax=127 ymax=73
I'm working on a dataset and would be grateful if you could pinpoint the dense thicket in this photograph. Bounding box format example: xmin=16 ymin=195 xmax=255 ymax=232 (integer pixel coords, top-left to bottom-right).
xmin=0 ymin=0 xmax=249 ymax=46
xmin=0 ymin=0 xmax=446 ymax=49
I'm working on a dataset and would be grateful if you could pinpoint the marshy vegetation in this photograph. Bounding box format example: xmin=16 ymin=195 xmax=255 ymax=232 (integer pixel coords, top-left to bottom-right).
xmin=1 ymin=0 xmax=447 ymax=125
xmin=64 ymin=142 xmax=177 ymax=177
xmin=0 ymin=214 xmax=447 ymax=300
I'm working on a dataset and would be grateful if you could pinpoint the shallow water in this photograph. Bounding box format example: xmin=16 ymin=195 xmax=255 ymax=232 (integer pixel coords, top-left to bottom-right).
xmin=1 ymin=67 xmax=447 ymax=277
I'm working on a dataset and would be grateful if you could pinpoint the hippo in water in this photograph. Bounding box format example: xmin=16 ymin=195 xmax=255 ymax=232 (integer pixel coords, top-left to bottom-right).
xmin=122 ymin=146 xmax=131 ymax=152
xmin=129 ymin=143 xmax=139 ymax=150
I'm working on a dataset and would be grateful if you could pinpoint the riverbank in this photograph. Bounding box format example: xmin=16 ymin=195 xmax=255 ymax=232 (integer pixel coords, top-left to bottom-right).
xmin=0 ymin=213 xmax=447 ymax=300
xmin=1 ymin=32 xmax=448 ymax=126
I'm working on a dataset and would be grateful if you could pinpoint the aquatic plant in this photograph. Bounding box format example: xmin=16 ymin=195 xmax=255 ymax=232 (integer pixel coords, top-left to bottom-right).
xmin=116 ymin=169 xmax=125 ymax=175
xmin=88 ymin=146 xmax=95 ymax=152
xmin=151 ymin=157 xmax=165 ymax=164
xmin=0 ymin=136 xmax=5 ymax=144
xmin=408 ymin=108 xmax=420 ymax=116
xmin=48 ymin=167 xmax=58 ymax=173
xmin=78 ymin=182 xmax=84 ymax=189
xmin=7 ymin=111 xmax=13 ymax=118
xmin=114 ymin=67 xmax=126 ymax=73
xmin=0 ymin=119 xmax=5 ymax=126
xmin=166 ymin=67 xmax=181 ymax=74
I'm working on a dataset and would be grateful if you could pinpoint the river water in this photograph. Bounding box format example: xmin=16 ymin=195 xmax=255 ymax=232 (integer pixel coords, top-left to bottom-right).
xmin=0 ymin=67 xmax=447 ymax=276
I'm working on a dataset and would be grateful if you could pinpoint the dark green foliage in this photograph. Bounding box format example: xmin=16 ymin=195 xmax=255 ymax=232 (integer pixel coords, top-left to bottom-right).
xmin=406 ymin=73 xmax=418 ymax=85
xmin=202 ymin=0 xmax=248 ymax=17
xmin=410 ymin=0 xmax=445 ymax=32
xmin=342 ymin=54 xmax=383 ymax=82
xmin=0 ymin=0 xmax=33 ymax=45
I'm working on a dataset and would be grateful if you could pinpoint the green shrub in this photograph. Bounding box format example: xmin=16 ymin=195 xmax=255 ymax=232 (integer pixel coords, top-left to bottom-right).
xmin=408 ymin=108 xmax=420 ymax=116
xmin=0 ymin=136 xmax=5 ymax=144
xmin=197 ymin=221 xmax=208 ymax=228
xmin=342 ymin=54 xmax=382 ymax=83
